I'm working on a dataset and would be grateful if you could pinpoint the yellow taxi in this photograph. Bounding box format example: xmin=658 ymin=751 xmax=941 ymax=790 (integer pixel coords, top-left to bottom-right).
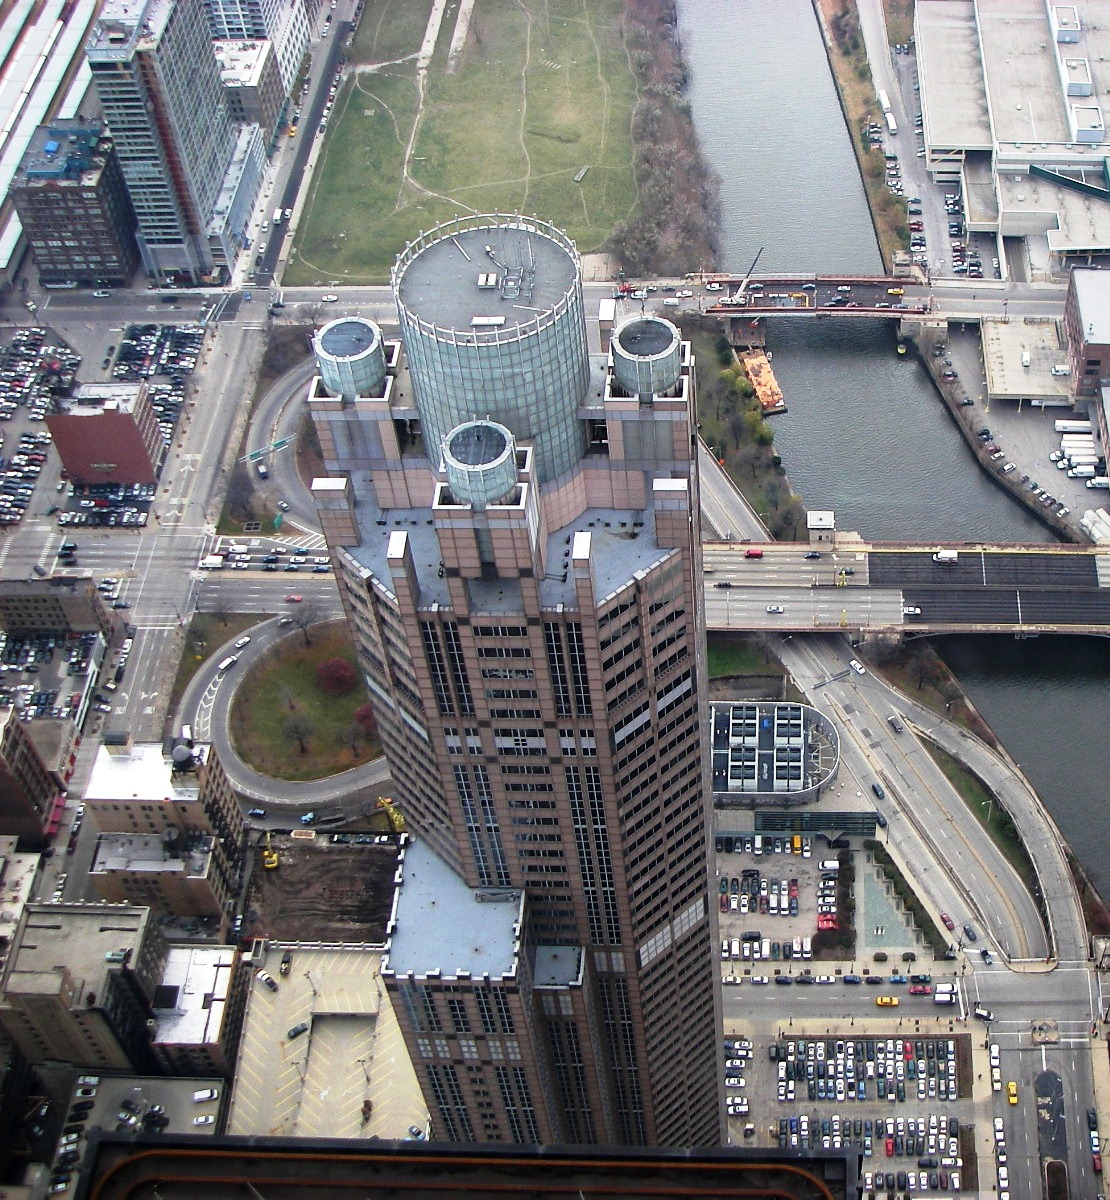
xmin=1007 ymin=1080 xmax=1018 ymax=1104
xmin=876 ymin=995 xmax=899 ymax=1007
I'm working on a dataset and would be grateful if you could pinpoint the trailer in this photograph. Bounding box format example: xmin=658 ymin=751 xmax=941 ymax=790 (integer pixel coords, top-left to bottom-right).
xmin=885 ymin=112 xmax=898 ymax=135
xmin=932 ymin=549 xmax=958 ymax=563
xmin=1055 ymin=419 xmax=1092 ymax=433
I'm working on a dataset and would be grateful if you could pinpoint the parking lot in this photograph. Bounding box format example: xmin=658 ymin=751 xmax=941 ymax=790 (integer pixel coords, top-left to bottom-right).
xmin=721 ymin=1030 xmax=977 ymax=1195
xmin=0 ymin=327 xmax=79 ymax=528
xmin=716 ymin=834 xmax=847 ymax=973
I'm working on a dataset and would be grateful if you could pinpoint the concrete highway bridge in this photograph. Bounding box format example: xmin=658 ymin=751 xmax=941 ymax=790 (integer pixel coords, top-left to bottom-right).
xmin=703 ymin=541 xmax=1110 ymax=636
xmin=702 ymin=274 xmax=930 ymax=321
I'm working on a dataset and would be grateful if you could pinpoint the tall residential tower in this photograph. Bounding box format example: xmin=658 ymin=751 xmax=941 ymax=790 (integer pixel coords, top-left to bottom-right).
xmin=86 ymin=0 xmax=264 ymax=285
xmin=309 ymin=216 xmax=721 ymax=1147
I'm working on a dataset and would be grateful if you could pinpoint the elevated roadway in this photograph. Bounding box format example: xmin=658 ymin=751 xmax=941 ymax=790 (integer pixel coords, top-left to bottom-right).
xmin=703 ymin=541 xmax=1110 ymax=636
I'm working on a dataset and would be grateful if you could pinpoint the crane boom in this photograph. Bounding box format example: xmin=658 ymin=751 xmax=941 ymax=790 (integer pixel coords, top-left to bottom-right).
xmin=732 ymin=247 xmax=765 ymax=302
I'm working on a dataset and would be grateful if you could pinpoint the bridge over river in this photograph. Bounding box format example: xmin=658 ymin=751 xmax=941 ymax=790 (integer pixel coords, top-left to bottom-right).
xmin=703 ymin=274 xmax=930 ymax=321
xmin=703 ymin=541 xmax=1110 ymax=636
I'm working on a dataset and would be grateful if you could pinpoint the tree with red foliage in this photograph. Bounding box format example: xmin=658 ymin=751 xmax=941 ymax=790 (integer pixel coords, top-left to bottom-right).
xmin=316 ymin=656 xmax=357 ymax=694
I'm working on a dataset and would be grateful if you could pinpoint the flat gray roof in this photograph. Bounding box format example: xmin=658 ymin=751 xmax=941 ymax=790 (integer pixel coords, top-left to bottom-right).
xmin=980 ymin=0 xmax=1073 ymax=148
xmin=4 ymin=902 xmax=148 ymax=1000
xmin=396 ymin=226 xmax=577 ymax=335
xmin=916 ymin=1 xmax=992 ymax=150
xmin=981 ymin=317 xmax=1071 ymax=400
xmin=385 ymin=839 xmax=522 ymax=980
xmin=533 ymin=945 xmax=583 ymax=987
xmin=1072 ymin=270 xmax=1110 ymax=343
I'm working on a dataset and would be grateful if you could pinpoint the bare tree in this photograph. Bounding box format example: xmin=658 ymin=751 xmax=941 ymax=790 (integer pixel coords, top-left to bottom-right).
xmin=285 ymin=713 xmax=314 ymax=755
xmin=336 ymin=723 xmax=363 ymax=758
xmin=289 ymin=600 xmax=320 ymax=646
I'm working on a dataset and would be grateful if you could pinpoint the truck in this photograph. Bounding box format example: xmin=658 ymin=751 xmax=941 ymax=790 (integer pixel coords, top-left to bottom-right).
xmin=932 ymin=549 xmax=958 ymax=563
xmin=1069 ymin=465 xmax=1097 ymax=478
xmin=1086 ymin=477 xmax=1110 ymax=489
xmin=933 ymin=991 xmax=957 ymax=1005
xmin=1055 ymin=419 xmax=1092 ymax=433
xmin=885 ymin=112 xmax=898 ymax=135
xmin=199 ymin=554 xmax=225 ymax=570
xmin=272 ymin=207 xmax=283 ymax=226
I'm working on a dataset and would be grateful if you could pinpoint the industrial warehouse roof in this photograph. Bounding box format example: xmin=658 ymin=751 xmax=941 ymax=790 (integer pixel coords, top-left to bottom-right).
xmin=395 ymin=224 xmax=579 ymax=335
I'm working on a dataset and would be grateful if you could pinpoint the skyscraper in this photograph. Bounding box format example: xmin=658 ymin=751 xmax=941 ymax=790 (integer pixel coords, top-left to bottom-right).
xmin=86 ymin=0 xmax=264 ymax=285
xmin=309 ymin=215 xmax=722 ymax=1147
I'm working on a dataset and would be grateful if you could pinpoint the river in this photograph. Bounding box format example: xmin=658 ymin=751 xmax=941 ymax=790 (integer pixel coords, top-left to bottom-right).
xmin=678 ymin=0 xmax=1110 ymax=897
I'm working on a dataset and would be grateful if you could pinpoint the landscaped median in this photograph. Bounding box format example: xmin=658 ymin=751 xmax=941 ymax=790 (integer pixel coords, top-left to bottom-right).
xmin=227 ymin=621 xmax=379 ymax=781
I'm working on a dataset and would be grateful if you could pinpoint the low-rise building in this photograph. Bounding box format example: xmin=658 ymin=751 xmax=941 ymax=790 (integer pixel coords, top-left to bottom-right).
xmin=0 ymin=706 xmax=68 ymax=845
xmin=0 ymin=577 xmax=115 ymax=640
xmin=46 ymin=383 xmax=165 ymax=489
xmin=82 ymin=739 xmax=245 ymax=923
xmin=0 ymin=835 xmax=40 ymax=965
xmin=151 ymin=944 xmax=243 ymax=1077
xmin=90 ymin=831 xmax=229 ymax=919
xmin=0 ymin=902 xmax=164 ymax=1070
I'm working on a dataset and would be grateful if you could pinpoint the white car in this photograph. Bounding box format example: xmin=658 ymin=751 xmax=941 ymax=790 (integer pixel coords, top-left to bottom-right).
xmin=234 ymin=636 xmax=251 ymax=649
xmin=766 ymin=604 xmax=784 ymax=614
xmin=848 ymin=658 xmax=866 ymax=675
xmin=321 ymin=294 xmax=339 ymax=302
xmin=750 ymin=975 xmax=769 ymax=985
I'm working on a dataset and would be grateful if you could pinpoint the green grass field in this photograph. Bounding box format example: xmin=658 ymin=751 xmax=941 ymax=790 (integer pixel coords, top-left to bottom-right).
xmin=227 ymin=626 xmax=379 ymax=781
xmin=287 ymin=0 xmax=638 ymax=283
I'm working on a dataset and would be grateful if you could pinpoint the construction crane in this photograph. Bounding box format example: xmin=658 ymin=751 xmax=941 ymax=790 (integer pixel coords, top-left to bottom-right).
xmin=731 ymin=246 xmax=765 ymax=303
xmin=261 ymin=829 xmax=279 ymax=870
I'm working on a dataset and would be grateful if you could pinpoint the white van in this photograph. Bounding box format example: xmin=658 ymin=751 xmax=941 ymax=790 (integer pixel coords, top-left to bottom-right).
xmin=192 ymin=1088 xmax=218 ymax=1102
xmin=753 ymin=835 xmax=763 ymax=855
xmin=217 ymin=655 xmax=238 ymax=672
xmin=730 ymin=938 xmax=741 ymax=960
xmin=760 ymin=938 xmax=771 ymax=961
xmin=228 ymin=543 xmax=249 ymax=555
xmin=818 ymin=859 xmax=840 ymax=872
xmin=801 ymin=936 xmax=812 ymax=959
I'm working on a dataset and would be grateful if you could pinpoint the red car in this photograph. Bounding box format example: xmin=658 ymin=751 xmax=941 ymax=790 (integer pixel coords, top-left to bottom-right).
xmin=909 ymin=984 xmax=933 ymax=995
xmin=940 ymin=912 xmax=955 ymax=931
xmin=284 ymin=594 xmax=303 ymax=603
xmin=885 ymin=1137 xmax=895 ymax=1157
xmin=719 ymin=893 xmax=728 ymax=912
xmin=1094 ymin=1153 xmax=1103 ymax=1174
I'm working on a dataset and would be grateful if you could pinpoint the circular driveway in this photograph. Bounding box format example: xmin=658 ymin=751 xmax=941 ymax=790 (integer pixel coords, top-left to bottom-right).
xmin=176 ymin=618 xmax=390 ymax=815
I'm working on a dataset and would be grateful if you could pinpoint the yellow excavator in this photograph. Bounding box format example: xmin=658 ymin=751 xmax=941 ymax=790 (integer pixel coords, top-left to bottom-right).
xmin=377 ymin=795 xmax=405 ymax=834
xmin=261 ymin=829 xmax=279 ymax=870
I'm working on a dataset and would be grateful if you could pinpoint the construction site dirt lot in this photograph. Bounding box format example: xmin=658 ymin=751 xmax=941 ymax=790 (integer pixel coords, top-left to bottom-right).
xmin=245 ymin=835 xmax=398 ymax=943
